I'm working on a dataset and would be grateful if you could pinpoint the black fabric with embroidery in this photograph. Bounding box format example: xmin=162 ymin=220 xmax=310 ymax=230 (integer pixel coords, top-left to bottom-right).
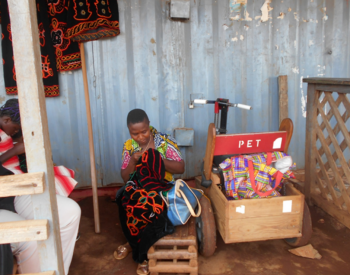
xmin=0 ymin=0 xmax=60 ymax=97
xmin=117 ymin=149 xmax=174 ymax=263
xmin=46 ymin=0 xmax=82 ymax=72
xmin=65 ymin=0 xmax=120 ymax=42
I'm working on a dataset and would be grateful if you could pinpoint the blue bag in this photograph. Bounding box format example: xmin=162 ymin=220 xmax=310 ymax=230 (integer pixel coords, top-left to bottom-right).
xmin=161 ymin=179 xmax=203 ymax=226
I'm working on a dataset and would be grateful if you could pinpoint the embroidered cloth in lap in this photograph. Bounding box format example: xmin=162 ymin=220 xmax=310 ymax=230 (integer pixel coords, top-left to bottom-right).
xmin=0 ymin=129 xmax=77 ymax=197
xmin=118 ymin=149 xmax=174 ymax=263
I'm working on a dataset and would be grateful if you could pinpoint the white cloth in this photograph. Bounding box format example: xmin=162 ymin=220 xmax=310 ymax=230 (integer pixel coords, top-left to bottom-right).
xmin=0 ymin=209 xmax=40 ymax=273
xmin=0 ymin=195 xmax=81 ymax=274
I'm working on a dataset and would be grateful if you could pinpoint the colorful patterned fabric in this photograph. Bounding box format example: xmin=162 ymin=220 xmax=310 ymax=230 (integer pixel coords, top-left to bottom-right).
xmin=118 ymin=148 xmax=174 ymax=263
xmin=122 ymin=149 xmax=172 ymax=236
xmin=220 ymin=152 xmax=295 ymax=200
xmin=121 ymin=126 xmax=183 ymax=182
xmin=0 ymin=0 xmax=60 ymax=97
xmin=0 ymin=129 xmax=77 ymax=197
xmin=65 ymin=0 xmax=120 ymax=42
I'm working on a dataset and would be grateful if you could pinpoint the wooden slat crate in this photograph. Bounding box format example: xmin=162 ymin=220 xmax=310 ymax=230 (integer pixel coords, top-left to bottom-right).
xmin=147 ymin=217 xmax=198 ymax=275
xmin=195 ymin=176 xmax=304 ymax=243
xmin=304 ymin=78 xmax=350 ymax=229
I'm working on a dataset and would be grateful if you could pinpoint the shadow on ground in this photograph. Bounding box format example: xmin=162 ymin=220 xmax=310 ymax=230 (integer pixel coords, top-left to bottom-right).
xmin=69 ymin=196 xmax=350 ymax=275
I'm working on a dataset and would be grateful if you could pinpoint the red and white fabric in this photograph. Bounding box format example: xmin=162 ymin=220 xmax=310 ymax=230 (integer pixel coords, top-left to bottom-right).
xmin=0 ymin=129 xmax=77 ymax=197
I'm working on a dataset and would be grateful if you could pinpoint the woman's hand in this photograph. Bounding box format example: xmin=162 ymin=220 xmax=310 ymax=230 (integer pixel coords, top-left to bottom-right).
xmin=130 ymin=152 xmax=142 ymax=164
xmin=13 ymin=142 xmax=25 ymax=155
xmin=121 ymin=151 xmax=143 ymax=183
xmin=0 ymin=141 xmax=25 ymax=164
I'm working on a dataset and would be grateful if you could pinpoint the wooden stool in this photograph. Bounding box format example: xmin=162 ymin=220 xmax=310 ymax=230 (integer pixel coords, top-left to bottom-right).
xmin=147 ymin=217 xmax=198 ymax=275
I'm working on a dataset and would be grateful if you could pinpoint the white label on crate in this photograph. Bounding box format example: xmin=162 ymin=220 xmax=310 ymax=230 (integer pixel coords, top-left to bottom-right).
xmin=283 ymin=200 xmax=292 ymax=213
xmin=236 ymin=205 xmax=245 ymax=214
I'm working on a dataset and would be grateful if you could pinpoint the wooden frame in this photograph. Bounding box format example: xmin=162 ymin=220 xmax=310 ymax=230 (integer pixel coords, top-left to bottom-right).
xmin=201 ymin=119 xmax=304 ymax=243
xmin=304 ymin=78 xmax=350 ymax=229
xmin=1 ymin=0 xmax=65 ymax=273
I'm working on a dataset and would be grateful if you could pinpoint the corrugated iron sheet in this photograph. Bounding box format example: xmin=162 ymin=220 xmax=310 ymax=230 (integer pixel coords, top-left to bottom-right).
xmin=0 ymin=0 xmax=349 ymax=187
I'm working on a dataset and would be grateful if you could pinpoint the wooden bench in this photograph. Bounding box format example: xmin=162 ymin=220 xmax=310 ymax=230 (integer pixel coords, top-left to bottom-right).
xmin=147 ymin=217 xmax=198 ymax=275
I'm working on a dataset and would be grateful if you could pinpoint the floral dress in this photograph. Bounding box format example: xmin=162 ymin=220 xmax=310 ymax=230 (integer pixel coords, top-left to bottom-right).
xmin=121 ymin=126 xmax=183 ymax=182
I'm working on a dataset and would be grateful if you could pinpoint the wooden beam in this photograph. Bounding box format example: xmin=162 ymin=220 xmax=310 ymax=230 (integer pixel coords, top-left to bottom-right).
xmin=303 ymin=78 xmax=350 ymax=85
xmin=278 ymin=75 xmax=288 ymax=125
xmin=80 ymin=44 xmax=100 ymax=233
xmin=304 ymin=84 xmax=319 ymax=204
xmin=21 ymin=272 xmax=55 ymax=275
xmin=0 ymin=220 xmax=48 ymax=244
xmin=0 ymin=172 xmax=44 ymax=197
xmin=8 ymin=0 xmax=64 ymax=273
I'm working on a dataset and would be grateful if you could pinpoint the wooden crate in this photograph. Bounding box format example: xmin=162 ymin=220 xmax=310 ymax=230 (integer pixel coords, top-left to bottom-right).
xmin=147 ymin=217 xmax=198 ymax=275
xmin=195 ymin=176 xmax=304 ymax=243
xmin=303 ymin=78 xmax=350 ymax=229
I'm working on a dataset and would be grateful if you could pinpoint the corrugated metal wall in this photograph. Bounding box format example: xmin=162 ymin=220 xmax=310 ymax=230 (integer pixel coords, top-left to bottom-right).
xmin=0 ymin=0 xmax=349 ymax=187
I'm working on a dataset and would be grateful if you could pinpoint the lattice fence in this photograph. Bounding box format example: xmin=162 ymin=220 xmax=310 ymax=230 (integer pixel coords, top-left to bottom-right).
xmin=304 ymin=78 xmax=350 ymax=229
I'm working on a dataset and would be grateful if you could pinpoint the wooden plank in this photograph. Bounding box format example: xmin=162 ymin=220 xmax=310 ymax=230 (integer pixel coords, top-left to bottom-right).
xmin=80 ymin=44 xmax=100 ymax=233
xmin=8 ymin=0 xmax=64 ymax=272
xmin=203 ymin=123 xmax=216 ymax=181
xmin=303 ymin=78 xmax=350 ymax=85
xmin=0 ymin=172 xmax=44 ymax=197
xmin=286 ymin=184 xmax=305 ymax=230
xmin=208 ymin=176 xmax=228 ymax=242
xmin=278 ymin=75 xmax=288 ymax=126
xmin=154 ymin=239 xmax=196 ymax=246
xmin=149 ymin=262 xmax=197 ymax=273
xmin=21 ymin=272 xmax=55 ymax=275
xmin=227 ymin=195 xmax=303 ymax=220
xmin=311 ymin=192 xmax=350 ymax=230
xmin=148 ymin=250 xmax=196 ymax=259
xmin=304 ymin=84 xmax=319 ymax=203
xmin=0 ymin=220 xmax=48 ymax=244
xmin=314 ymin=85 xmax=350 ymax=94
xmin=278 ymin=118 xmax=293 ymax=153
xmin=227 ymin=214 xmax=302 ymax=243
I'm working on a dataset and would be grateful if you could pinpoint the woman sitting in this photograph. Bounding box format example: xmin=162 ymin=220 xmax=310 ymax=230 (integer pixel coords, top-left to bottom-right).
xmin=0 ymin=99 xmax=80 ymax=274
xmin=115 ymin=109 xmax=185 ymax=275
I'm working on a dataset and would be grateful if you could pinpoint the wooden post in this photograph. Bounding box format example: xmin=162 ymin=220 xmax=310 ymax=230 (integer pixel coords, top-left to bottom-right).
xmin=8 ymin=0 xmax=64 ymax=273
xmin=278 ymin=75 xmax=288 ymax=125
xmin=80 ymin=44 xmax=100 ymax=233
xmin=304 ymin=84 xmax=318 ymax=205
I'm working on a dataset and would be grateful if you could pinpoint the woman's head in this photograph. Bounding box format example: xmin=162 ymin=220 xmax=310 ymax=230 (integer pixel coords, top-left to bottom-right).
xmin=127 ymin=109 xmax=151 ymax=147
xmin=0 ymin=98 xmax=21 ymax=136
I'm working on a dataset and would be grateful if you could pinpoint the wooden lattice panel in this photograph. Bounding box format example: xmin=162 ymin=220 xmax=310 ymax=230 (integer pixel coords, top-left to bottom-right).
xmin=304 ymin=78 xmax=350 ymax=229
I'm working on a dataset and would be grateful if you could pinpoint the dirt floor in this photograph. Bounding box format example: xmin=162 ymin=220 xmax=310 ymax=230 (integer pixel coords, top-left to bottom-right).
xmin=69 ymin=194 xmax=350 ymax=275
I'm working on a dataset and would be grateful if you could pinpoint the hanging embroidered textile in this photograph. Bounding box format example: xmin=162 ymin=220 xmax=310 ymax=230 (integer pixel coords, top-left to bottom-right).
xmin=0 ymin=0 xmax=83 ymax=97
xmin=65 ymin=0 xmax=120 ymax=42
xmin=46 ymin=0 xmax=82 ymax=71
xmin=0 ymin=0 xmax=60 ymax=97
